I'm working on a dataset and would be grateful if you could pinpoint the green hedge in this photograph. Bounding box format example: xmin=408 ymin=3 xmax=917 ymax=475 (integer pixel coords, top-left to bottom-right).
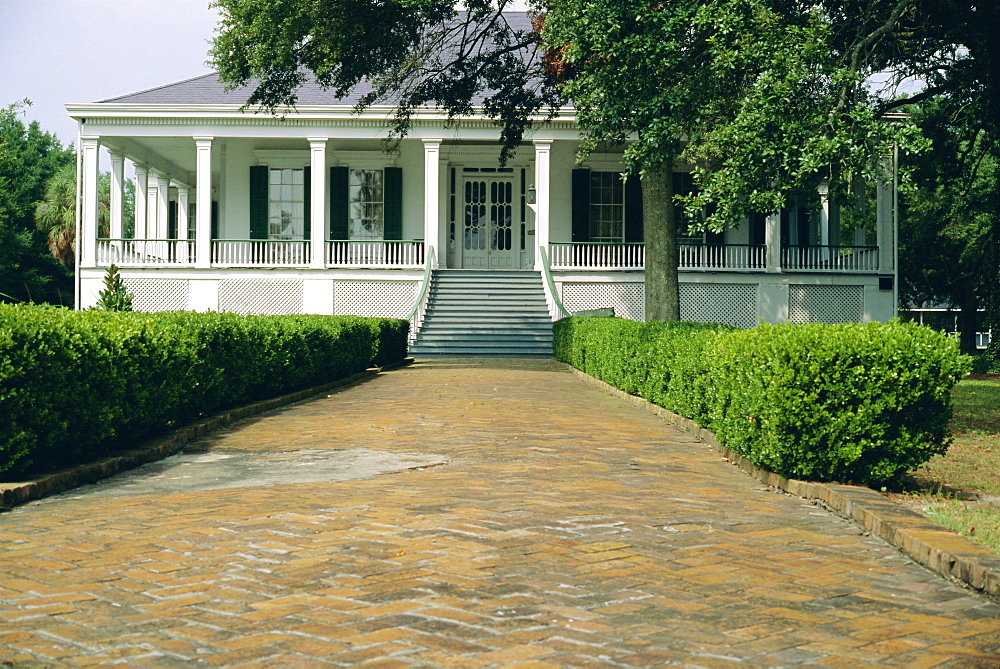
xmin=554 ymin=317 xmax=970 ymax=486
xmin=0 ymin=306 xmax=409 ymax=477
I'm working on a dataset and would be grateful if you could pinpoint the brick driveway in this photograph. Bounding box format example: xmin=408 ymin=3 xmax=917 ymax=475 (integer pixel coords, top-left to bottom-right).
xmin=1 ymin=358 xmax=998 ymax=666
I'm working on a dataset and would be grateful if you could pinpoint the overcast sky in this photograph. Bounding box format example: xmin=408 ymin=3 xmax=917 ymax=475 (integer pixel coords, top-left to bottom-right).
xmin=0 ymin=0 xmax=221 ymax=149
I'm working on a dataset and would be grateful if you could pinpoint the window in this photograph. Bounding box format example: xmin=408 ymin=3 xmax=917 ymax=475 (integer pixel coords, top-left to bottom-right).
xmin=589 ymin=171 xmax=624 ymax=242
xmin=349 ymin=169 xmax=384 ymax=240
xmin=268 ymin=168 xmax=305 ymax=239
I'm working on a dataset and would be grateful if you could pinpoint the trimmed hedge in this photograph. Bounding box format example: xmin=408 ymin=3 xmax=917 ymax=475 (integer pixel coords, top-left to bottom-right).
xmin=554 ymin=317 xmax=970 ymax=486
xmin=0 ymin=306 xmax=408 ymax=477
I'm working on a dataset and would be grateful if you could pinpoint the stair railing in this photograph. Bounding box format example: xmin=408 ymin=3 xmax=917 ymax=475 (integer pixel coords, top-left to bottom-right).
xmin=539 ymin=246 xmax=570 ymax=321
xmin=406 ymin=245 xmax=436 ymax=344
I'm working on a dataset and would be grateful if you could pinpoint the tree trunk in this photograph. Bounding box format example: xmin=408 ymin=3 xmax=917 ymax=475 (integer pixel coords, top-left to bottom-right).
xmin=957 ymin=291 xmax=979 ymax=356
xmin=642 ymin=156 xmax=680 ymax=321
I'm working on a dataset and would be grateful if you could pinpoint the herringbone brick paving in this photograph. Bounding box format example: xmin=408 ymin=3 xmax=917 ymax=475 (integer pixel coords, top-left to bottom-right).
xmin=1 ymin=358 xmax=998 ymax=666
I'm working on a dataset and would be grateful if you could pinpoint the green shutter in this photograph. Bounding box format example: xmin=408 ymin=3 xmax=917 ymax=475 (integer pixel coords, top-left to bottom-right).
xmin=249 ymin=165 xmax=268 ymax=240
xmin=330 ymin=166 xmax=349 ymax=240
xmin=211 ymin=201 xmax=219 ymax=240
xmin=167 ymin=200 xmax=178 ymax=240
xmin=571 ymin=169 xmax=590 ymax=242
xmin=384 ymin=167 xmax=403 ymax=240
xmin=303 ymin=166 xmax=311 ymax=241
xmin=624 ymin=174 xmax=643 ymax=243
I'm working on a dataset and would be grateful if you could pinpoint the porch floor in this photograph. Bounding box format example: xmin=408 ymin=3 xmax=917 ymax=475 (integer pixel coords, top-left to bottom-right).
xmin=0 ymin=359 xmax=997 ymax=665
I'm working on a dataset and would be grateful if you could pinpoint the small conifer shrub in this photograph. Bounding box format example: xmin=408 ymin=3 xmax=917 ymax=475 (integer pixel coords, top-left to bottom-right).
xmin=95 ymin=264 xmax=133 ymax=311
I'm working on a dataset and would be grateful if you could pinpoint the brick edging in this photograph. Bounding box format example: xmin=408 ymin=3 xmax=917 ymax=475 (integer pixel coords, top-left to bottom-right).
xmin=568 ymin=365 xmax=1000 ymax=598
xmin=0 ymin=358 xmax=415 ymax=510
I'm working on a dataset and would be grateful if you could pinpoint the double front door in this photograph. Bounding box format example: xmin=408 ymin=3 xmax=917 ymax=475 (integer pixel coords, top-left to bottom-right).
xmin=460 ymin=174 xmax=524 ymax=269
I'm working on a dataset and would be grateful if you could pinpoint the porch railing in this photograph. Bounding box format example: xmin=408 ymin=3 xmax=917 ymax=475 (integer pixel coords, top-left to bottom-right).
xmin=678 ymin=244 xmax=766 ymax=270
xmin=97 ymin=239 xmax=195 ymax=266
xmin=548 ymin=243 xmax=767 ymax=271
xmin=326 ymin=240 xmax=425 ymax=268
xmin=549 ymin=243 xmax=645 ymax=270
xmin=782 ymin=245 xmax=879 ymax=272
xmin=212 ymin=240 xmax=311 ymax=266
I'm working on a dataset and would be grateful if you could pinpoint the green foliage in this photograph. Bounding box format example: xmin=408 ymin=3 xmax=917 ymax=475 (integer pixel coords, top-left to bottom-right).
xmin=554 ymin=317 xmax=970 ymax=486
xmin=0 ymin=101 xmax=75 ymax=304
xmin=94 ymin=265 xmax=133 ymax=312
xmin=0 ymin=306 xmax=409 ymax=477
xmin=972 ymin=342 xmax=1000 ymax=374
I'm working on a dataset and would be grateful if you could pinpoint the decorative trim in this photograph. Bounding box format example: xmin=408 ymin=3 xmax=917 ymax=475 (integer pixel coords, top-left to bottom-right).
xmin=254 ymin=150 xmax=310 ymax=167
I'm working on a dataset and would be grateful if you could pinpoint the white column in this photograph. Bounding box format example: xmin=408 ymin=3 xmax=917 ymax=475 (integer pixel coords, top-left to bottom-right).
xmin=423 ymin=139 xmax=443 ymax=268
xmin=532 ymin=140 xmax=553 ymax=271
xmin=109 ymin=151 xmax=125 ymax=240
xmin=176 ymin=185 xmax=190 ymax=240
xmin=876 ymin=155 xmax=895 ymax=272
xmin=309 ymin=138 xmax=328 ymax=269
xmin=133 ymin=164 xmax=148 ymax=240
xmin=80 ymin=137 xmax=100 ymax=268
xmin=195 ymin=137 xmax=213 ymax=268
xmin=155 ymin=172 xmax=171 ymax=240
xmin=765 ymin=212 xmax=781 ymax=273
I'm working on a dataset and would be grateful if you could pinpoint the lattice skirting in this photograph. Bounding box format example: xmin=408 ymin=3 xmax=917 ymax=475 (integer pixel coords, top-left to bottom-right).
xmin=788 ymin=284 xmax=864 ymax=324
xmin=561 ymin=282 xmax=645 ymax=321
xmin=218 ymin=279 xmax=304 ymax=315
xmin=123 ymin=279 xmax=189 ymax=312
xmin=679 ymin=283 xmax=759 ymax=329
xmin=334 ymin=281 xmax=417 ymax=319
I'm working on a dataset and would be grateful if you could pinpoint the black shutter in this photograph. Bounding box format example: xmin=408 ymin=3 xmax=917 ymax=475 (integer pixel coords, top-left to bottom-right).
xmin=571 ymin=168 xmax=590 ymax=242
xmin=303 ymin=166 xmax=311 ymax=241
xmin=384 ymin=167 xmax=403 ymax=240
xmin=211 ymin=201 xmax=219 ymax=240
xmin=249 ymin=165 xmax=268 ymax=240
xmin=624 ymin=173 xmax=643 ymax=242
xmin=330 ymin=166 xmax=349 ymax=240
xmin=749 ymin=213 xmax=766 ymax=246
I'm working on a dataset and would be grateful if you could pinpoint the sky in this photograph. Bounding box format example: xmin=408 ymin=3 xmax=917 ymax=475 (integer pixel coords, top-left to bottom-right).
xmin=0 ymin=0 xmax=222 ymax=151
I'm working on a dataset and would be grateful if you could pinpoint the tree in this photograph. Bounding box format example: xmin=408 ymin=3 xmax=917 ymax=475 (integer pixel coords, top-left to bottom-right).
xmin=209 ymin=1 xmax=998 ymax=321
xmin=0 ymin=101 xmax=75 ymax=304
xmin=898 ymin=98 xmax=998 ymax=355
xmin=35 ymin=163 xmax=134 ymax=266
xmin=94 ymin=264 xmax=134 ymax=312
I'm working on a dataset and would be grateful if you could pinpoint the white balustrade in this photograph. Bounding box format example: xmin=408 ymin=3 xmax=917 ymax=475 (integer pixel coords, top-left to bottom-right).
xmin=782 ymin=246 xmax=879 ymax=272
xmin=96 ymin=239 xmax=195 ymax=266
xmin=548 ymin=243 xmax=767 ymax=271
xmin=212 ymin=240 xmax=310 ymax=266
xmin=325 ymin=241 xmax=425 ymax=268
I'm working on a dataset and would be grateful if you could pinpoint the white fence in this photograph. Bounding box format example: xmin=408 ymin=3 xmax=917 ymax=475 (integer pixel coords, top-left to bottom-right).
xmin=326 ymin=241 xmax=424 ymax=268
xmin=549 ymin=243 xmax=766 ymax=271
xmin=97 ymin=239 xmax=195 ymax=266
xmin=782 ymin=246 xmax=879 ymax=272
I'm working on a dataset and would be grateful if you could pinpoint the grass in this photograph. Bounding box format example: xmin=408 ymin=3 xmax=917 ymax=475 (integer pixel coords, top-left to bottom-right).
xmin=898 ymin=376 xmax=1000 ymax=554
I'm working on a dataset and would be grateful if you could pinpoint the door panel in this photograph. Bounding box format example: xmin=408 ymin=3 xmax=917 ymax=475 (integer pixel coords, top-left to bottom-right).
xmin=463 ymin=176 xmax=517 ymax=269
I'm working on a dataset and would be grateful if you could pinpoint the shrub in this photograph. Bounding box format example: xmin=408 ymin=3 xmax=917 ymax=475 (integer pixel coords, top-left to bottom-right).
xmin=554 ymin=317 xmax=970 ymax=486
xmin=972 ymin=341 xmax=1000 ymax=373
xmin=0 ymin=307 xmax=409 ymax=477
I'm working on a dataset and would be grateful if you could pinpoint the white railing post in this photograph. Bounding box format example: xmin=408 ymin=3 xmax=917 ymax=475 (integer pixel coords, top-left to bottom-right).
xmin=309 ymin=138 xmax=327 ymax=268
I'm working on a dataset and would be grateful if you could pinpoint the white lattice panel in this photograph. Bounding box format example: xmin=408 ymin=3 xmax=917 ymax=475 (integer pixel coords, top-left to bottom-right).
xmin=788 ymin=284 xmax=864 ymax=324
xmin=123 ymin=279 xmax=188 ymax=312
xmin=679 ymin=283 xmax=758 ymax=329
xmin=334 ymin=281 xmax=417 ymax=318
xmin=561 ymin=283 xmax=645 ymax=321
xmin=218 ymin=279 xmax=304 ymax=315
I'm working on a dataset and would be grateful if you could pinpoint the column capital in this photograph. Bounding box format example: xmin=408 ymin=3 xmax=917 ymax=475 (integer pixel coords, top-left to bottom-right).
xmin=133 ymin=163 xmax=149 ymax=175
xmin=307 ymin=137 xmax=328 ymax=146
xmin=108 ymin=150 xmax=125 ymax=161
xmin=193 ymin=136 xmax=214 ymax=143
xmin=80 ymin=135 xmax=100 ymax=146
xmin=532 ymin=139 xmax=554 ymax=148
xmin=423 ymin=138 xmax=443 ymax=149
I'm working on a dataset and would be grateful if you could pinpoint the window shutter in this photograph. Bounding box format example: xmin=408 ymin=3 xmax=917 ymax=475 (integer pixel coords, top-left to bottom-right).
xmin=330 ymin=166 xmax=349 ymax=240
xmin=384 ymin=167 xmax=403 ymax=240
xmin=249 ymin=165 xmax=268 ymax=240
xmin=211 ymin=201 xmax=219 ymax=240
xmin=571 ymin=169 xmax=590 ymax=242
xmin=624 ymin=174 xmax=643 ymax=242
xmin=167 ymin=200 xmax=178 ymax=240
xmin=303 ymin=166 xmax=311 ymax=241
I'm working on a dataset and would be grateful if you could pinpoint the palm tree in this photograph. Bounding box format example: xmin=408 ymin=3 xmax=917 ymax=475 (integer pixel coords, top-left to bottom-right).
xmin=34 ymin=162 xmax=113 ymax=265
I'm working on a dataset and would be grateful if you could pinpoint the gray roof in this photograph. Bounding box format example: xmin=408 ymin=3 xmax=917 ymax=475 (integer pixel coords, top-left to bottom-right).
xmin=99 ymin=72 xmax=375 ymax=105
xmin=100 ymin=12 xmax=535 ymax=106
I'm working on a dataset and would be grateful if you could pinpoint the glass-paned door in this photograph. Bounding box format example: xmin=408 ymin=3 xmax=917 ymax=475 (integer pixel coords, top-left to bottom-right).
xmin=462 ymin=176 xmax=516 ymax=268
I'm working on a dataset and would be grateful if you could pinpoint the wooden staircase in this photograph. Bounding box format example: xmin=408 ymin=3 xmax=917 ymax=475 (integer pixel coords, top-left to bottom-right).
xmin=409 ymin=270 xmax=553 ymax=357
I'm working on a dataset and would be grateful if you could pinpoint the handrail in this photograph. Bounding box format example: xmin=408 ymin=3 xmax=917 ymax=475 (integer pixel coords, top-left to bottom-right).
xmin=539 ymin=246 xmax=570 ymax=321
xmin=406 ymin=245 xmax=436 ymax=343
